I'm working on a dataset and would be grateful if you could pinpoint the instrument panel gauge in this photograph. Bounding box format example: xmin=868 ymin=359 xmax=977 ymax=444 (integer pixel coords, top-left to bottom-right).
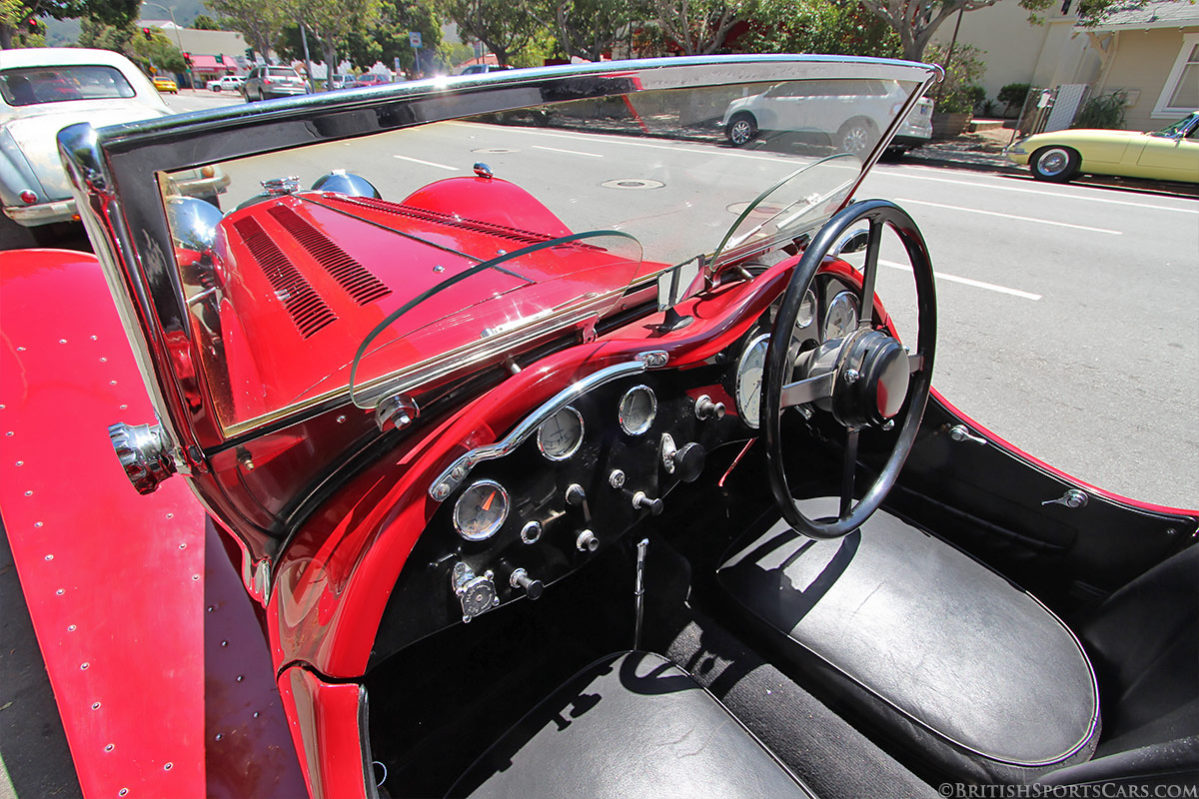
xmin=453 ymin=480 xmax=509 ymax=541
xmin=734 ymin=333 xmax=770 ymax=429
xmin=823 ymin=290 xmax=860 ymax=341
xmin=537 ymin=406 xmax=584 ymax=461
xmin=618 ymin=385 xmax=657 ymax=436
xmin=796 ymin=288 xmax=817 ymax=330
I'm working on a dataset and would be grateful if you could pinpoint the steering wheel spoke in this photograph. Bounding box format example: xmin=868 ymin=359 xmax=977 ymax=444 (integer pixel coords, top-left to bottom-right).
xmin=858 ymin=219 xmax=882 ymax=328
xmin=780 ymin=372 xmax=834 ymax=409
xmin=839 ymin=428 xmax=860 ymax=519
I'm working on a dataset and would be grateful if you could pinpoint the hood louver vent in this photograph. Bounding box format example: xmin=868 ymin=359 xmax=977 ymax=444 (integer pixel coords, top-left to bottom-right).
xmin=233 ymin=216 xmax=337 ymax=338
xmin=344 ymin=197 xmax=556 ymax=246
xmin=268 ymin=206 xmax=392 ymax=306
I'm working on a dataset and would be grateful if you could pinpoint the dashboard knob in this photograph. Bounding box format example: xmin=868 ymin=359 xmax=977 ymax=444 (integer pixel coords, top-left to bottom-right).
xmin=509 ymin=568 xmax=544 ymax=600
xmin=565 ymin=483 xmax=587 ymax=507
xmin=672 ymin=442 xmax=707 ymax=483
xmin=694 ymin=395 xmax=726 ymax=421
xmin=576 ymin=529 xmax=599 ymax=552
xmin=631 ymin=490 xmax=665 ymax=516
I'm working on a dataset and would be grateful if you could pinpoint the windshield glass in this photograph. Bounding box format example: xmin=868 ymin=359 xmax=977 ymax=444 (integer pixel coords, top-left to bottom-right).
xmin=1151 ymin=113 xmax=1197 ymax=137
xmin=162 ymin=70 xmax=928 ymax=433
xmin=0 ymin=65 xmax=135 ymax=106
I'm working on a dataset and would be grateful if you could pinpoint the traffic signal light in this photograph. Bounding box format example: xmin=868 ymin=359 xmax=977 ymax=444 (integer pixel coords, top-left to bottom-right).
xmin=27 ymin=19 xmax=38 ymax=33
xmin=142 ymin=27 xmax=152 ymax=40
xmin=245 ymin=47 xmax=254 ymax=60
xmin=183 ymin=52 xmax=192 ymax=65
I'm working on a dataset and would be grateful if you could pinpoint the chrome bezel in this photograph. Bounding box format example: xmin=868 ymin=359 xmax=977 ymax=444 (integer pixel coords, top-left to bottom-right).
xmin=618 ymin=384 xmax=658 ymax=436
xmin=536 ymin=406 xmax=585 ymax=462
xmin=823 ymin=290 xmax=861 ymax=341
xmin=520 ymin=520 xmax=543 ymax=544
xmin=453 ymin=479 xmax=510 ymax=541
xmin=797 ymin=288 xmax=817 ymax=329
xmin=734 ymin=333 xmax=771 ymax=429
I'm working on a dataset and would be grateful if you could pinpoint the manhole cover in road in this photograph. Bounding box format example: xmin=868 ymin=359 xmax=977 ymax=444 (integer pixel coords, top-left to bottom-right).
xmin=601 ymin=179 xmax=665 ymax=190
xmin=726 ymin=202 xmax=787 ymax=217
xmin=472 ymin=147 xmax=518 ymax=154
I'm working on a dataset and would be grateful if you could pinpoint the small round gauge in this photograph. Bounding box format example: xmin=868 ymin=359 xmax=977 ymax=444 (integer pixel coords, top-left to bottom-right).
xmin=734 ymin=333 xmax=770 ymax=429
xmin=618 ymin=385 xmax=657 ymax=436
xmin=453 ymin=479 xmax=509 ymax=541
xmin=796 ymin=288 xmax=817 ymax=329
xmin=823 ymin=290 xmax=860 ymax=341
xmin=537 ymin=406 xmax=584 ymax=461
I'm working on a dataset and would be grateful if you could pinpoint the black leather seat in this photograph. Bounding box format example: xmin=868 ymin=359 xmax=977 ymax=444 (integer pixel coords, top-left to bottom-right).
xmin=718 ymin=498 xmax=1101 ymax=784
xmin=448 ymin=651 xmax=815 ymax=798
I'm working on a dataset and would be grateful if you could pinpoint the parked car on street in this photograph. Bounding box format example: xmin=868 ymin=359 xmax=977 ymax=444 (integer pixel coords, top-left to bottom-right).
xmin=241 ymin=65 xmax=310 ymax=101
xmin=0 ymin=47 xmax=225 ymax=242
xmin=351 ymin=72 xmax=392 ymax=88
xmin=206 ymin=74 xmax=245 ymax=92
xmin=1006 ymin=111 xmax=1199 ymax=183
xmin=460 ymin=63 xmax=515 ymax=75
xmin=2 ymin=56 xmax=1195 ymax=798
xmin=722 ymin=78 xmax=930 ymax=156
xmin=328 ymin=73 xmax=353 ymax=90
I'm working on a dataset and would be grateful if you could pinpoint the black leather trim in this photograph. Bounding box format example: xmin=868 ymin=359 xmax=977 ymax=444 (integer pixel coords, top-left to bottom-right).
xmin=1038 ymin=735 xmax=1199 ymax=789
xmin=448 ymin=651 xmax=815 ymax=799
xmin=718 ymin=499 xmax=1100 ymax=781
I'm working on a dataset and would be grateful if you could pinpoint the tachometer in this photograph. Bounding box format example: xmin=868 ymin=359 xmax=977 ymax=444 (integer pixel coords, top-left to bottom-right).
xmin=453 ymin=480 xmax=509 ymax=541
xmin=618 ymin=385 xmax=657 ymax=436
xmin=823 ymin=290 xmax=860 ymax=340
xmin=797 ymin=288 xmax=816 ymax=329
xmin=734 ymin=333 xmax=770 ymax=429
xmin=537 ymin=406 xmax=584 ymax=461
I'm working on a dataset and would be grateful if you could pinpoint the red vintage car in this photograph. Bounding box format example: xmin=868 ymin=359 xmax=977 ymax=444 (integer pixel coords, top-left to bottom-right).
xmin=1 ymin=56 xmax=1195 ymax=798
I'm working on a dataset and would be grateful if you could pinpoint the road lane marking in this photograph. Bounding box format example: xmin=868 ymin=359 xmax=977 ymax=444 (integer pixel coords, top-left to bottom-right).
xmin=896 ymin=197 xmax=1122 ymax=235
xmin=393 ymin=155 xmax=457 ymax=170
xmin=532 ymin=145 xmax=603 ymax=158
xmin=883 ymin=170 xmax=1199 ymax=215
xmin=880 ymin=259 xmax=1042 ymax=300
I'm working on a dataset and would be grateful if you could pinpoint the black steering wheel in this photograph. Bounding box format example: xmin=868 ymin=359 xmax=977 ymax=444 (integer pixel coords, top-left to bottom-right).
xmin=762 ymin=199 xmax=936 ymax=539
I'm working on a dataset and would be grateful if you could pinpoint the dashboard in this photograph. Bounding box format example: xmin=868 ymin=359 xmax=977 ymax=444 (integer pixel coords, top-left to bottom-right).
xmin=368 ymin=270 xmax=867 ymax=663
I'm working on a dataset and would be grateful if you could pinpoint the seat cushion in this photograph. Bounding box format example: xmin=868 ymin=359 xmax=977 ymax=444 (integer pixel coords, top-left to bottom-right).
xmin=718 ymin=499 xmax=1100 ymax=784
xmin=448 ymin=651 xmax=814 ymax=798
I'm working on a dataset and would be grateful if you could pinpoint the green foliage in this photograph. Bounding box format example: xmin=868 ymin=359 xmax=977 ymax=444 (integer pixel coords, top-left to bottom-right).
xmin=738 ymin=0 xmax=901 ymax=58
xmin=545 ymin=0 xmax=638 ymax=62
xmin=438 ymin=0 xmax=541 ymax=64
xmin=1 ymin=0 xmax=140 ymax=48
xmin=205 ymin=0 xmax=284 ymax=56
xmin=997 ymin=82 xmax=1030 ymax=114
xmin=643 ymin=0 xmax=752 ymax=55
xmin=925 ymin=42 xmax=986 ymax=114
xmin=128 ymin=26 xmax=187 ymax=72
xmin=1073 ymin=90 xmax=1127 ymax=129
xmin=190 ymin=12 xmax=220 ymax=28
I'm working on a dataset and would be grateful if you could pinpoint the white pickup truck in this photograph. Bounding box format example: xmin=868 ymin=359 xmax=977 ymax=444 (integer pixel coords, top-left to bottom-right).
xmin=205 ymin=75 xmax=244 ymax=92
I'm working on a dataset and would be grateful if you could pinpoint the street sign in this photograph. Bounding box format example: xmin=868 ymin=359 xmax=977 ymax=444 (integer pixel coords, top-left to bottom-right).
xmin=408 ymin=31 xmax=422 ymax=48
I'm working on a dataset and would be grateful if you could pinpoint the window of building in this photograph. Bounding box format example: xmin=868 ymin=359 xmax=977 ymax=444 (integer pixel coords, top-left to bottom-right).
xmin=1153 ymin=33 xmax=1199 ymax=118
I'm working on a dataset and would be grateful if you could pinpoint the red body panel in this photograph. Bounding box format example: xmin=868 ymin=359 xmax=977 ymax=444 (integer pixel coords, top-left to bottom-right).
xmin=278 ymin=668 xmax=369 ymax=799
xmin=0 ymin=250 xmax=207 ymax=797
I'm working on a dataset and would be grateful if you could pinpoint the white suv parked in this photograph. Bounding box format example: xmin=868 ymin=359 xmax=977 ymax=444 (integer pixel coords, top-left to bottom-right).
xmin=721 ymin=78 xmax=932 ymax=155
xmin=206 ymin=75 xmax=245 ymax=92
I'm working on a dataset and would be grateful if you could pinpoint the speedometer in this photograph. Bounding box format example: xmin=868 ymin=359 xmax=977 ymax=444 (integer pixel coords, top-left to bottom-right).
xmin=453 ymin=480 xmax=509 ymax=541
xmin=734 ymin=333 xmax=770 ymax=429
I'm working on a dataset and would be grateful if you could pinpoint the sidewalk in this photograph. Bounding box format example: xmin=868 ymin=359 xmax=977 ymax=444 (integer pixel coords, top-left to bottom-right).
xmin=902 ymin=122 xmax=1021 ymax=173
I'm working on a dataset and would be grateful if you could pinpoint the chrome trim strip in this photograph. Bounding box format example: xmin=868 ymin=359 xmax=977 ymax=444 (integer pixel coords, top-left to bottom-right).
xmin=429 ymin=356 xmax=664 ymax=499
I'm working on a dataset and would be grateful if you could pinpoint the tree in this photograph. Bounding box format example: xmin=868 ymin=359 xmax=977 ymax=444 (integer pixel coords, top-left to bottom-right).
xmin=1 ymin=0 xmax=139 ymax=49
xmin=191 ymin=12 xmax=221 ymax=28
xmin=739 ymin=0 xmax=900 ymax=57
xmin=545 ymin=0 xmax=637 ymax=62
xmin=858 ymin=0 xmax=1149 ymax=62
xmin=642 ymin=0 xmax=752 ymax=55
xmin=289 ymin=0 xmax=383 ymax=88
xmin=439 ymin=0 xmax=541 ymax=65
xmin=206 ymin=0 xmax=285 ymax=57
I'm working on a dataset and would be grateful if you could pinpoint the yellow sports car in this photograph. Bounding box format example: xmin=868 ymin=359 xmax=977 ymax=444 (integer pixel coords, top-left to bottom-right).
xmin=1006 ymin=111 xmax=1198 ymax=183
xmin=152 ymin=75 xmax=178 ymax=94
